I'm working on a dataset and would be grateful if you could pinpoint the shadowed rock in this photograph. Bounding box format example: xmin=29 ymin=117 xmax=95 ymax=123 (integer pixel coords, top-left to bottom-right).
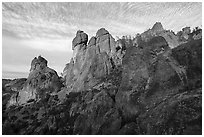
xmin=116 ymin=36 xmax=187 ymax=119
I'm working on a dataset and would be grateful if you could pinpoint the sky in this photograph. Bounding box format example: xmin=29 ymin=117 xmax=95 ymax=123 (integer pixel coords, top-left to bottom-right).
xmin=2 ymin=2 xmax=202 ymax=79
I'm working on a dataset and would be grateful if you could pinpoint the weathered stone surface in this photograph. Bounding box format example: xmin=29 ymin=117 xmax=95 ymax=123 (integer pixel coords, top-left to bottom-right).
xmin=159 ymin=31 xmax=179 ymax=48
xmin=172 ymin=39 xmax=202 ymax=84
xmin=62 ymin=63 xmax=70 ymax=78
xmin=64 ymin=28 xmax=117 ymax=94
xmin=2 ymin=78 xmax=27 ymax=112
xmin=88 ymin=36 xmax=96 ymax=47
xmin=8 ymin=56 xmax=63 ymax=106
xmin=72 ymin=30 xmax=88 ymax=50
xmin=95 ymin=28 xmax=116 ymax=56
xmin=96 ymin=28 xmax=109 ymax=38
xmin=138 ymin=88 xmax=202 ymax=135
xmin=116 ymin=36 xmax=187 ymax=119
xmin=118 ymin=122 xmax=140 ymax=135
xmin=30 ymin=56 xmax=47 ymax=72
xmin=192 ymin=29 xmax=202 ymax=40
xmin=72 ymin=90 xmax=121 ymax=135
xmin=151 ymin=22 xmax=164 ymax=32
xmin=66 ymin=51 xmax=112 ymax=93
xmin=4 ymin=78 xmax=26 ymax=92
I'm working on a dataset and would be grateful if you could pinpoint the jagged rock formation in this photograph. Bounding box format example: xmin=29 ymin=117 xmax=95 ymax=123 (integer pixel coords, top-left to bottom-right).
xmin=62 ymin=28 xmax=120 ymax=95
xmin=140 ymin=22 xmax=179 ymax=48
xmin=151 ymin=22 xmax=164 ymax=32
xmin=8 ymin=56 xmax=62 ymax=106
xmin=2 ymin=24 xmax=202 ymax=135
xmin=72 ymin=30 xmax=88 ymax=50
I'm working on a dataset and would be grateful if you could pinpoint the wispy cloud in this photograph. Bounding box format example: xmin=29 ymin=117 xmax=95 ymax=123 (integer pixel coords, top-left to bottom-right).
xmin=3 ymin=2 xmax=201 ymax=39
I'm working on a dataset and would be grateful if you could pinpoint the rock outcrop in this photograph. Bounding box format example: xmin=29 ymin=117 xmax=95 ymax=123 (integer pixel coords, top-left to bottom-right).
xmin=116 ymin=36 xmax=185 ymax=118
xmin=3 ymin=24 xmax=202 ymax=135
xmin=72 ymin=30 xmax=88 ymax=50
xmin=140 ymin=22 xmax=179 ymax=48
xmin=177 ymin=27 xmax=191 ymax=42
xmin=8 ymin=56 xmax=62 ymax=106
xmin=63 ymin=28 xmax=119 ymax=95
xmin=151 ymin=22 xmax=164 ymax=32
xmin=114 ymin=36 xmax=201 ymax=134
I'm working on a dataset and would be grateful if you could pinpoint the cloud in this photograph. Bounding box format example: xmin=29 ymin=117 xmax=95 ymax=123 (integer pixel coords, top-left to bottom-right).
xmin=3 ymin=2 xmax=202 ymax=40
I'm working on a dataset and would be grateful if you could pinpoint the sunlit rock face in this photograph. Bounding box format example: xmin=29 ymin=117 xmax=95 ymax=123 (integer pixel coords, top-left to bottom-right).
xmin=72 ymin=30 xmax=88 ymax=50
xmin=8 ymin=56 xmax=62 ymax=106
xmin=63 ymin=28 xmax=120 ymax=94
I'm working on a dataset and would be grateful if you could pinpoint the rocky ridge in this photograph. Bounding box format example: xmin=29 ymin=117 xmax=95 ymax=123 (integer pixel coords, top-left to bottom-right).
xmin=2 ymin=23 xmax=202 ymax=135
xmin=61 ymin=28 xmax=122 ymax=95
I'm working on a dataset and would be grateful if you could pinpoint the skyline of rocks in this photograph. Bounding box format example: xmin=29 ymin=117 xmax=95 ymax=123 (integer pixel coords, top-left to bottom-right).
xmin=2 ymin=2 xmax=202 ymax=79
xmin=2 ymin=23 xmax=202 ymax=134
xmin=3 ymin=21 xmax=202 ymax=79
xmin=2 ymin=2 xmax=202 ymax=135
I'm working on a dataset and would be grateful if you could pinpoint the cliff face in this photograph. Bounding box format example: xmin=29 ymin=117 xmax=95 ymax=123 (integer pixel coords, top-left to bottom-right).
xmin=2 ymin=24 xmax=202 ymax=135
xmin=63 ymin=28 xmax=121 ymax=95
